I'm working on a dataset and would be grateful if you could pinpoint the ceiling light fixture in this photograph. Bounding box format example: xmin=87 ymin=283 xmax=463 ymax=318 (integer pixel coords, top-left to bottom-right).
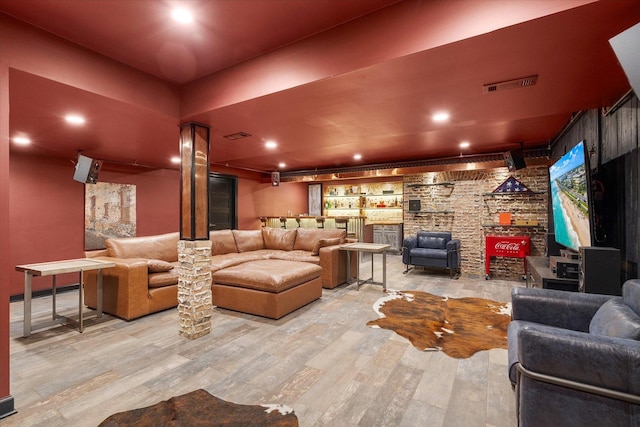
xmin=12 ymin=136 xmax=31 ymax=145
xmin=354 ymin=154 xmax=362 ymax=160
xmin=432 ymin=112 xmax=450 ymax=122
xmin=265 ymin=141 xmax=277 ymax=149
xmin=278 ymin=162 xmax=286 ymax=168
xmin=170 ymin=156 xmax=181 ymax=164
xmin=65 ymin=114 xmax=85 ymax=125
xmin=459 ymin=141 xmax=470 ymax=148
xmin=172 ymin=8 xmax=193 ymax=24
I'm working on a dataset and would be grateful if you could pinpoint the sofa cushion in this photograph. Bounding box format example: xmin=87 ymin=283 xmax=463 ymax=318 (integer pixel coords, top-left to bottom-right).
xmin=147 ymin=259 xmax=174 ymax=273
xmin=232 ymin=230 xmax=265 ymax=252
xmin=210 ymin=230 xmax=238 ymax=255
xmin=293 ymin=228 xmax=346 ymax=252
xmin=589 ymin=298 xmax=640 ymax=340
xmin=410 ymin=247 xmax=448 ymax=260
xmin=418 ymin=235 xmax=447 ymax=249
xmin=262 ymin=227 xmax=297 ymax=251
xmin=212 ymin=259 xmax=322 ymax=293
xmin=312 ymin=237 xmax=342 ymax=255
xmin=106 ymin=232 xmax=179 ymax=262
xmin=623 ymin=280 xmax=640 ymax=315
xmin=148 ymin=269 xmax=179 ymax=288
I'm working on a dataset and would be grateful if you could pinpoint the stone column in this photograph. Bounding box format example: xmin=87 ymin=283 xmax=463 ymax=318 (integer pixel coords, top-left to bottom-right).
xmin=178 ymin=122 xmax=211 ymax=339
xmin=178 ymin=240 xmax=212 ymax=339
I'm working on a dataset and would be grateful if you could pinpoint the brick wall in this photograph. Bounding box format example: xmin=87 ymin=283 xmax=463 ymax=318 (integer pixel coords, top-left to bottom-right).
xmin=403 ymin=166 xmax=549 ymax=279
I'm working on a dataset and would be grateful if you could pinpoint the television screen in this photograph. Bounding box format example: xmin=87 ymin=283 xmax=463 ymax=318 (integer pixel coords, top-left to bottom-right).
xmin=549 ymin=141 xmax=593 ymax=252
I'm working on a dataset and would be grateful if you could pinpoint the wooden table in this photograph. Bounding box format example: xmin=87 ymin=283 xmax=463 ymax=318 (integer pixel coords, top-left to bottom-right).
xmin=340 ymin=243 xmax=390 ymax=291
xmin=16 ymin=258 xmax=115 ymax=337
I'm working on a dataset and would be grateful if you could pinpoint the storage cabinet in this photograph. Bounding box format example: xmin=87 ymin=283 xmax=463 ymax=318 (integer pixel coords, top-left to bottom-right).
xmin=373 ymin=224 xmax=403 ymax=254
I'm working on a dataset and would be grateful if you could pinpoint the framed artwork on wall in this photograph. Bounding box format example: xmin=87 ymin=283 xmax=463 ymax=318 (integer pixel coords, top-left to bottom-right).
xmin=308 ymin=183 xmax=323 ymax=217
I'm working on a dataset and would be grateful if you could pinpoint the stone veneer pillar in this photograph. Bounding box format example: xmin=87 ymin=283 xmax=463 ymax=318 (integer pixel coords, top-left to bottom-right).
xmin=178 ymin=239 xmax=212 ymax=339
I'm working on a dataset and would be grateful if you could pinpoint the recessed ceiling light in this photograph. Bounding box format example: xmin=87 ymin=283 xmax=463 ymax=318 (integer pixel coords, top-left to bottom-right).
xmin=354 ymin=154 xmax=362 ymax=160
xmin=12 ymin=136 xmax=31 ymax=145
xmin=172 ymin=8 xmax=193 ymax=24
xmin=170 ymin=156 xmax=181 ymax=164
xmin=460 ymin=141 xmax=470 ymax=148
xmin=278 ymin=162 xmax=286 ymax=168
xmin=65 ymin=114 xmax=85 ymax=125
xmin=432 ymin=112 xmax=450 ymax=122
xmin=265 ymin=141 xmax=277 ymax=149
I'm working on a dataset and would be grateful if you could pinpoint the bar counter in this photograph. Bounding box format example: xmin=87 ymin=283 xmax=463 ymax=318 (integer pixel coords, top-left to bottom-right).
xmin=261 ymin=216 xmax=366 ymax=241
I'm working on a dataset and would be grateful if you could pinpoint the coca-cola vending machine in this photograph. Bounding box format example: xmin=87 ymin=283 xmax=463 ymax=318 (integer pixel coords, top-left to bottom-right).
xmin=485 ymin=235 xmax=531 ymax=280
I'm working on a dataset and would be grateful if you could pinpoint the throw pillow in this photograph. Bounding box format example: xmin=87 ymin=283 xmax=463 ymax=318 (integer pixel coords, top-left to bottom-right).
xmin=312 ymin=237 xmax=342 ymax=255
xmin=589 ymin=298 xmax=640 ymax=340
xmin=147 ymin=259 xmax=175 ymax=273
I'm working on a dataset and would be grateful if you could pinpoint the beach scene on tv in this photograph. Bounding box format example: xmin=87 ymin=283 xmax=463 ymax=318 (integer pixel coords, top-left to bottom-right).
xmin=549 ymin=142 xmax=592 ymax=251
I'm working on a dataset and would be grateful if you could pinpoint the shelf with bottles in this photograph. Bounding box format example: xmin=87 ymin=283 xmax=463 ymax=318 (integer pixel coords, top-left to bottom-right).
xmin=362 ymin=195 xmax=403 ymax=209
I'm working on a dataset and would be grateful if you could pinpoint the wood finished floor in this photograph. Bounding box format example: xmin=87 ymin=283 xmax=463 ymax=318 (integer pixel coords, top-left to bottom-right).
xmin=7 ymin=255 xmax=520 ymax=426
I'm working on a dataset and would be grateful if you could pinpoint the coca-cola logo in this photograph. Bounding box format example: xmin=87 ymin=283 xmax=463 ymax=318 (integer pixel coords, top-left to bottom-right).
xmin=494 ymin=241 xmax=524 ymax=251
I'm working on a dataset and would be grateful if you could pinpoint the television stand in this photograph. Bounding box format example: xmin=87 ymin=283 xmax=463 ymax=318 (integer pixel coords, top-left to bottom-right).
xmin=526 ymin=256 xmax=579 ymax=292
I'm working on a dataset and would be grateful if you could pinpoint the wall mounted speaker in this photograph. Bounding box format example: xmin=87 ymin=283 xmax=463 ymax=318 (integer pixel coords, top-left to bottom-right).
xmin=408 ymin=199 xmax=421 ymax=212
xmin=271 ymin=171 xmax=280 ymax=187
xmin=504 ymin=149 xmax=526 ymax=171
xmin=73 ymin=154 xmax=102 ymax=184
xmin=610 ymin=22 xmax=640 ymax=98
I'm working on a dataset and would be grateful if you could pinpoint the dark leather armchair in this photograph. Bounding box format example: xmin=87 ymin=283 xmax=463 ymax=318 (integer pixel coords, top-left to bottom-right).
xmin=508 ymin=280 xmax=640 ymax=427
xmin=401 ymin=231 xmax=460 ymax=277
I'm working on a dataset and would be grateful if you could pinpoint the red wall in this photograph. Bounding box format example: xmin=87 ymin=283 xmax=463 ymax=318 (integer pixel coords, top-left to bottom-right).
xmin=8 ymin=152 xmax=181 ymax=296
xmin=9 ymin=153 xmax=311 ymax=295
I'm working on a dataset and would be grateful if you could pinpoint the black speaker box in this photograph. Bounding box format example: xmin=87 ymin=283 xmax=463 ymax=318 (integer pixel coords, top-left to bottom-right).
xmin=504 ymin=149 xmax=526 ymax=171
xmin=408 ymin=199 xmax=421 ymax=212
xmin=73 ymin=154 xmax=102 ymax=184
xmin=271 ymin=171 xmax=280 ymax=186
xmin=578 ymin=246 xmax=621 ymax=295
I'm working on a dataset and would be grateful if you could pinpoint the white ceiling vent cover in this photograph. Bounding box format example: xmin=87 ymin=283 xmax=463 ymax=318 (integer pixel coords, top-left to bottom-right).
xmin=483 ymin=75 xmax=538 ymax=93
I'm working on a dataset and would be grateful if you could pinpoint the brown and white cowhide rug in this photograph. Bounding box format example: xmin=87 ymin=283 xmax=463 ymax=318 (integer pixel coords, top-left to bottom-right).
xmin=367 ymin=290 xmax=511 ymax=359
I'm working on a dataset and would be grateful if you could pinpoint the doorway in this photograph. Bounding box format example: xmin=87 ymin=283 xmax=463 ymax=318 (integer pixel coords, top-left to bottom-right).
xmin=208 ymin=173 xmax=237 ymax=230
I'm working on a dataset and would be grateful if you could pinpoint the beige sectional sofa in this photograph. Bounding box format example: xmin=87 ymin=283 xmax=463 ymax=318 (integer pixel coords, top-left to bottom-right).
xmin=84 ymin=227 xmax=356 ymax=320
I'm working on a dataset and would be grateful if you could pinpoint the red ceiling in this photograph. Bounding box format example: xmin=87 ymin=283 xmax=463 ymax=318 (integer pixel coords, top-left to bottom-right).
xmin=2 ymin=0 xmax=639 ymax=174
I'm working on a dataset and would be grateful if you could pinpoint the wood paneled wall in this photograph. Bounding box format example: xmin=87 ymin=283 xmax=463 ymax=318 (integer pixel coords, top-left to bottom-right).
xmin=552 ymin=93 xmax=640 ymax=280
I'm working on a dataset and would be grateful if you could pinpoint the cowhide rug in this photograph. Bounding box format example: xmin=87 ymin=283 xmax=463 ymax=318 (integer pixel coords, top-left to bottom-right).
xmin=99 ymin=389 xmax=298 ymax=427
xmin=367 ymin=290 xmax=511 ymax=359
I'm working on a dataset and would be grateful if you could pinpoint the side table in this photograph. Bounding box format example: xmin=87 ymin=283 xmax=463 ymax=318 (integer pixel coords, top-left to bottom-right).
xmin=16 ymin=258 xmax=116 ymax=337
xmin=339 ymin=243 xmax=390 ymax=291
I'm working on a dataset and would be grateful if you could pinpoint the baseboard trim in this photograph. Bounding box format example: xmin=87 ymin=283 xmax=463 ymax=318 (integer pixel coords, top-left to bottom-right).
xmin=10 ymin=284 xmax=79 ymax=303
xmin=0 ymin=395 xmax=16 ymax=420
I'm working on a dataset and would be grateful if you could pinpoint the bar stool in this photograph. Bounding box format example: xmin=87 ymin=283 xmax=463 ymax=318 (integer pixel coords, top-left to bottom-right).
xmin=259 ymin=217 xmax=267 ymax=228
xmin=335 ymin=217 xmax=357 ymax=240
xmin=279 ymin=217 xmax=287 ymax=229
xmin=315 ymin=216 xmax=325 ymax=229
xmin=295 ymin=215 xmax=302 ymax=228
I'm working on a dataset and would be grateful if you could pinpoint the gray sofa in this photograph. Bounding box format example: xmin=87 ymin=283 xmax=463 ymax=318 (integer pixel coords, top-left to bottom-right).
xmin=508 ymin=280 xmax=640 ymax=426
xmin=401 ymin=231 xmax=460 ymax=277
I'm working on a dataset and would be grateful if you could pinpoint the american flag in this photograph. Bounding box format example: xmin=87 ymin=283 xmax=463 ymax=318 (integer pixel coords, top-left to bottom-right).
xmin=493 ymin=175 xmax=530 ymax=193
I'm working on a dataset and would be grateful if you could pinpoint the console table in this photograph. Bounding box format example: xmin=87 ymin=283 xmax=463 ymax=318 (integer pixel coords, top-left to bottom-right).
xmin=526 ymin=256 xmax=578 ymax=292
xmin=16 ymin=258 xmax=115 ymax=337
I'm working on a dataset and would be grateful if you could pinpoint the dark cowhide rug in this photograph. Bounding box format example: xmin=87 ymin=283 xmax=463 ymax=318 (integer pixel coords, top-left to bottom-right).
xmin=367 ymin=290 xmax=511 ymax=359
xmin=99 ymin=389 xmax=298 ymax=427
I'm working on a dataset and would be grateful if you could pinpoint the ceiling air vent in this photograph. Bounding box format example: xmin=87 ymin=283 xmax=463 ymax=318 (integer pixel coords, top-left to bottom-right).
xmin=483 ymin=75 xmax=538 ymax=94
xmin=223 ymin=132 xmax=252 ymax=140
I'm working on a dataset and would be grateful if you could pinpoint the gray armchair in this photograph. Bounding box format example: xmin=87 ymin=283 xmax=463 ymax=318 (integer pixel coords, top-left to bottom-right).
xmin=401 ymin=231 xmax=460 ymax=277
xmin=508 ymin=280 xmax=640 ymax=427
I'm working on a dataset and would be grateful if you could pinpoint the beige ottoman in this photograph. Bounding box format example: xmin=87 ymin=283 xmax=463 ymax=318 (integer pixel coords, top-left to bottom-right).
xmin=212 ymin=259 xmax=322 ymax=319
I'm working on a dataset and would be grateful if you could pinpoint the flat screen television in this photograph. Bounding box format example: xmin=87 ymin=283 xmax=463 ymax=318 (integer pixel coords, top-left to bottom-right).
xmin=549 ymin=141 xmax=593 ymax=252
